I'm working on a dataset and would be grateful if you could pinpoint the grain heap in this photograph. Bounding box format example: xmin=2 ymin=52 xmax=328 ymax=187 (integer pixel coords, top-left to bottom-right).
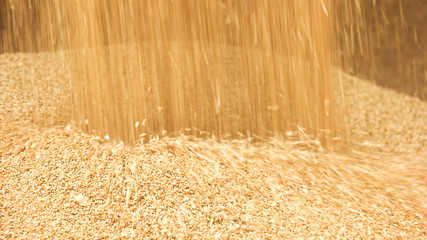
xmin=1 ymin=52 xmax=426 ymax=238
xmin=1 ymin=0 xmax=426 ymax=239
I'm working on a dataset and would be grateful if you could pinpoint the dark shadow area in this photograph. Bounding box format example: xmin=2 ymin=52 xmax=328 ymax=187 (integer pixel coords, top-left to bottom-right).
xmin=368 ymin=0 xmax=426 ymax=99
xmin=341 ymin=0 xmax=426 ymax=100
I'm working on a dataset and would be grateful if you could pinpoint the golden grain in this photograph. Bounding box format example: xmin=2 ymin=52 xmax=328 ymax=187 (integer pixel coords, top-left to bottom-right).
xmin=1 ymin=0 xmax=335 ymax=145
xmin=0 ymin=1 xmax=426 ymax=238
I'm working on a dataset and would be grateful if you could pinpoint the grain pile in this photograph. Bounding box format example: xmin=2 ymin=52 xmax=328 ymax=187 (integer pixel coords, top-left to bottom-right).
xmin=339 ymin=72 xmax=427 ymax=154
xmin=0 ymin=52 xmax=71 ymax=126
xmin=1 ymin=53 xmax=426 ymax=239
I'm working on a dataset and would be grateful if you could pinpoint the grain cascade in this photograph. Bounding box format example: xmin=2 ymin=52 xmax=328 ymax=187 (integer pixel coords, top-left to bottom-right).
xmin=1 ymin=0 xmax=335 ymax=144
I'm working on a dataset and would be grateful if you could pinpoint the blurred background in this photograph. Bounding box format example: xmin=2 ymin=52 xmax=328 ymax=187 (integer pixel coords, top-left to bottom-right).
xmin=1 ymin=0 xmax=425 ymax=100
xmin=337 ymin=0 xmax=426 ymax=100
